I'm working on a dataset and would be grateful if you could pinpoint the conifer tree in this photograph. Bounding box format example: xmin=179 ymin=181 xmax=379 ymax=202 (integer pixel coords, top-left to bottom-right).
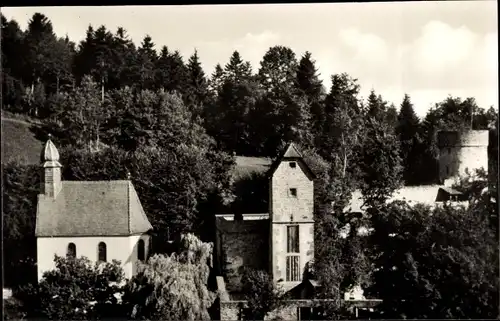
xmin=136 ymin=35 xmax=157 ymax=90
xmin=224 ymin=50 xmax=252 ymax=83
xmin=396 ymin=94 xmax=422 ymax=185
xmin=208 ymin=63 xmax=225 ymax=95
xmin=185 ymin=50 xmax=209 ymax=119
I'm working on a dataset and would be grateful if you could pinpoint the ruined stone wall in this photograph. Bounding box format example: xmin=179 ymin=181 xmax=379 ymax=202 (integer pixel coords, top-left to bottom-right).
xmin=215 ymin=219 xmax=269 ymax=292
xmin=218 ymin=299 xmax=317 ymax=321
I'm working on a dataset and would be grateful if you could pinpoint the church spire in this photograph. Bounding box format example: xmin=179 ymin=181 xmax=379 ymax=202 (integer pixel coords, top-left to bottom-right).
xmin=41 ymin=135 xmax=62 ymax=198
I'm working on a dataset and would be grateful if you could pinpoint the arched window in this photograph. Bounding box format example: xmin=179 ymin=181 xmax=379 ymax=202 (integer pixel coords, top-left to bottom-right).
xmin=98 ymin=242 xmax=107 ymax=262
xmin=137 ymin=239 xmax=145 ymax=261
xmin=67 ymin=243 xmax=76 ymax=259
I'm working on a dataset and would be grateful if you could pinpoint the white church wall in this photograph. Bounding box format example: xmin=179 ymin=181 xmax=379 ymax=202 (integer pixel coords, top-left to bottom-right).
xmin=37 ymin=234 xmax=150 ymax=281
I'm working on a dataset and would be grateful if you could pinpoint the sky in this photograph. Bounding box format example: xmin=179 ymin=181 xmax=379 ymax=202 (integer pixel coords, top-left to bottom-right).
xmin=2 ymin=2 xmax=498 ymax=118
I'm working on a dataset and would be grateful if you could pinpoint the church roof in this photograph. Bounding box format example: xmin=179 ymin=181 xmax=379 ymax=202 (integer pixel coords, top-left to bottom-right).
xmin=35 ymin=180 xmax=153 ymax=237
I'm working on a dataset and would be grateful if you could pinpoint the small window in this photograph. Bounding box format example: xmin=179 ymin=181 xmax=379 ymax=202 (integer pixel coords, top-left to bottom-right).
xmin=447 ymin=148 xmax=451 ymax=154
xmin=138 ymin=239 xmax=145 ymax=261
xmin=289 ymin=162 xmax=297 ymax=168
xmin=98 ymin=242 xmax=107 ymax=262
xmin=289 ymin=188 xmax=297 ymax=197
xmin=67 ymin=243 xmax=76 ymax=259
xmin=446 ymin=165 xmax=449 ymax=175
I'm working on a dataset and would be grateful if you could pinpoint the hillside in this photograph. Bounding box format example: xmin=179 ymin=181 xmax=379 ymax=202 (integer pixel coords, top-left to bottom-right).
xmin=1 ymin=112 xmax=44 ymax=165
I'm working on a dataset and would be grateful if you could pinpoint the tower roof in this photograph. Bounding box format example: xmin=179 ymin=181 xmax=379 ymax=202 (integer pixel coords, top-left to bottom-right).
xmin=267 ymin=142 xmax=316 ymax=179
xmin=41 ymin=137 xmax=62 ymax=168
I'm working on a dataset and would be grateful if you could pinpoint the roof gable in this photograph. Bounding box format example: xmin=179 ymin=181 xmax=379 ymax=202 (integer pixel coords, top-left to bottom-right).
xmin=268 ymin=142 xmax=316 ymax=179
xmin=36 ymin=180 xmax=152 ymax=237
xmin=282 ymin=143 xmax=302 ymax=158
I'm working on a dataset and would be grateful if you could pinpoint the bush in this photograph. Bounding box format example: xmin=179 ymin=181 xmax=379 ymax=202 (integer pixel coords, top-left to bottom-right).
xmin=16 ymin=255 xmax=126 ymax=320
xmin=241 ymin=268 xmax=284 ymax=320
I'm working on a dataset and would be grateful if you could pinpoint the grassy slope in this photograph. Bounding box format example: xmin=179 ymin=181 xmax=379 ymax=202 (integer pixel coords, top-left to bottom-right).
xmin=1 ymin=112 xmax=43 ymax=165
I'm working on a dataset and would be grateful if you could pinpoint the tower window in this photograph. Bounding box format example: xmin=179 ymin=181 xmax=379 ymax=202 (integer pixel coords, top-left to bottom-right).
xmin=446 ymin=165 xmax=450 ymax=175
xmin=138 ymin=239 xmax=145 ymax=261
xmin=447 ymin=148 xmax=451 ymax=154
xmin=98 ymin=242 xmax=107 ymax=262
xmin=67 ymin=243 xmax=76 ymax=259
xmin=286 ymin=255 xmax=300 ymax=282
xmin=287 ymin=225 xmax=300 ymax=253
xmin=289 ymin=162 xmax=297 ymax=168
xmin=289 ymin=188 xmax=297 ymax=197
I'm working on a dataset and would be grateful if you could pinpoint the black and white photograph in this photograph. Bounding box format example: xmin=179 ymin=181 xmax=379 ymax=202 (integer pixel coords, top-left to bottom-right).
xmin=1 ymin=1 xmax=498 ymax=320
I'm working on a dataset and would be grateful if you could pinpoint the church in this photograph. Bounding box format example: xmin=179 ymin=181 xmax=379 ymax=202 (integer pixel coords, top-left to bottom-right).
xmin=35 ymin=138 xmax=153 ymax=281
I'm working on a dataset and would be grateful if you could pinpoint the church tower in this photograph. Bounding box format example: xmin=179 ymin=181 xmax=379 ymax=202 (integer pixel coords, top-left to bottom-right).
xmin=40 ymin=136 xmax=62 ymax=198
xmin=268 ymin=143 xmax=315 ymax=292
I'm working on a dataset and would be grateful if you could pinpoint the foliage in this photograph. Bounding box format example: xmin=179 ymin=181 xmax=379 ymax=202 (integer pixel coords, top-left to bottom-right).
xmin=359 ymin=116 xmax=403 ymax=207
xmin=16 ymin=255 xmax=126 ymax=320
xmin=123 ymin=233 xmax=215 ymax=321
xmin=367 ymin=177 xmax=499 ymax=319
xmin=59 ymin=143 xmax=234 ymax=245
xmin=2 ymin=162 xmax=39 ymax=288
xmin=318 ymin=74 xmax=364 ymax=181
xmin=396 ymin=94 xmax=423 ymax=185
xmin=241 ymin=268 xmax=285 ymax=320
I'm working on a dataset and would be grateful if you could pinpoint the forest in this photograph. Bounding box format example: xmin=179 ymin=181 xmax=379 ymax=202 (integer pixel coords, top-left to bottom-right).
xmin=2 ymin=12 xmax=499 ymax=320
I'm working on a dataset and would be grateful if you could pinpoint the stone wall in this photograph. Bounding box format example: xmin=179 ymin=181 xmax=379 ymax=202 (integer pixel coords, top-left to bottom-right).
xmin=215 ymin=218 xmax=269 ymax=292
xmin=219 ymin=299 xmax=323 ymax=321
xmin=270 ymin=160 xmax=314 ymax=223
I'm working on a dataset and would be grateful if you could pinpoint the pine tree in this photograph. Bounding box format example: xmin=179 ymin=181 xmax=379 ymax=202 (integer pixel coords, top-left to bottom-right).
xmin=22 ymin=13 xmax=58 ymax=109
xmin=296 ymin=51 xmax=324 ymax=99
xmin=73 ymin=25 xmax=97 ymax=84
xmin=185 ymin=50 xmax=209 ymax=119
xmin=111 ymin=27 xmax=137 ymax=88
xmin=396 ymin=94 xmax=422 ymax=185
xmin=136 ymin=35 xmax=157 ymax=90
xmin=295 ymin=51 xmax=326 ymax=145
xmin=208 ymin=63 xmax=225 ymax=95
xmin=155 ymin=46 xmax=189 ymax=93
xmin=366 ymin=90 xmax=387 ymax=122
xmin=224 ymin=50 xmax=252 ymax=83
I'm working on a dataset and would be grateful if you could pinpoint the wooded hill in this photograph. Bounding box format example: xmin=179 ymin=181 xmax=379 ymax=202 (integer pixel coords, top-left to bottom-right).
xmin=2 ymin=12 xmax=499 ymax=319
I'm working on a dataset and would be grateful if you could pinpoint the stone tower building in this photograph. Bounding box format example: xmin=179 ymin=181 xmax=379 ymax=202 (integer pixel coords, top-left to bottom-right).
xmin=268 ymin=143 xmax=315 ymax=292
xmin=437 ymin=130 xmax=490 ymax=186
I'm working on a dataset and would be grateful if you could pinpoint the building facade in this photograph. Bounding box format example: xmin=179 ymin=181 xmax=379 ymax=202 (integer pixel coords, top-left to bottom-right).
xmin=35 ymin=139 xmax=153 ymax=281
